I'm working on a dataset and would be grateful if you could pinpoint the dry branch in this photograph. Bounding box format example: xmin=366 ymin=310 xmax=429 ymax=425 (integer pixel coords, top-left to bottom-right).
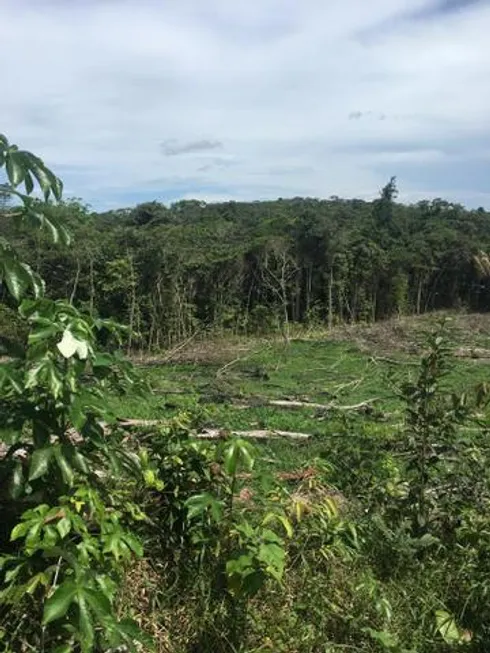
xmin=117 ymin=418 xmax=164 ymax=427
xmin=267 ymin=398 xmax=379 ymax=412
xmin=370 ymin=356 xmax=419 ymax=366
xmin=115 ymin=419 xmax=311 ymax=440
xmin=454 ymin=347 xmax=490 ymax=359
xmin=196 ymin=428 xmax=311 ymax=441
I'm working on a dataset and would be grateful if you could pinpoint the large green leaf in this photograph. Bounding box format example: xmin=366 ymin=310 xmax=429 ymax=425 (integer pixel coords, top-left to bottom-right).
xmin=43 ymin=581 xmax=77 ymax=625
xmin=56 ymin=517 xmax=71 ymax=539
xmin=10 ymin=520 xmax=32 ymax=542
xmin=223 ymin=438 xmax=255 ymax=476
xmin=24 ymin=170 xmax=34 ymax=194
xmin=5 ymin=151 xmax=25 ymax=187
xmin=2 ymin=258 xmax=31 ymax=300
xmin=84 ymin=588 xmax=112 ymax=618
xmin=54 ymin=447 xmax=74 ymax=487
xmin=25 ymin=152 xmax=63 ymax=202
xmin=435 ymin=610 xmax=462 ymax=644
xmin=66 ymin=446 xmax=89 ymax=474
xmin=28 ymin=446 xmax=54 ymax=481
xmin=77 ymin=595 xmax=95 ymax=652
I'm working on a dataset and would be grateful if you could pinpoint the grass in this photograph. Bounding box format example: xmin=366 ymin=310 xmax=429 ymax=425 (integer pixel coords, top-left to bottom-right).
xmin=106 ymin=312 xmax=490 ymax=651
xmin=109 ymin=313 xmax=490 ymax=476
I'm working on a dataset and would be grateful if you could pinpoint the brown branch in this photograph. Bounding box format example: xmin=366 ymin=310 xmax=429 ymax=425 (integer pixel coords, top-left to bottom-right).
xmin=267 ymin=398 xmax=379 ymax=411
xmin=114 ymin=420 xmax=311 ymax=440
xmin=196 ymin=428 xmax=311 ymax=441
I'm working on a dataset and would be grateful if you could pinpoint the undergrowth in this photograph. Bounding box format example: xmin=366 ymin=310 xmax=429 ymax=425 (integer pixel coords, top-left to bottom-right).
xmin=106 ymin=320 xmax=490 ymax=652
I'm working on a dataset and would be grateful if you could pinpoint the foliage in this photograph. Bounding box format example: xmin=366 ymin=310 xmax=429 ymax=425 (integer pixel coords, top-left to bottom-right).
xmin=5 ymin=173 xmax=490 ymax=348
xmin=0 ymin=135 xmax=150 ymax=651
xmin=3 ymin=132 xmax=490 ymax=652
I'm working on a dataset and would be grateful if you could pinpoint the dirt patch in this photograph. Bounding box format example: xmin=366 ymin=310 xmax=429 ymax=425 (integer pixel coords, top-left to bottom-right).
xmin=131 ymin=336 xmax=257 ymax=366
xmin=129 ymin=311 xmax=490 ymax=366
xmin=328 ymin=311 xmax=490 ymax=357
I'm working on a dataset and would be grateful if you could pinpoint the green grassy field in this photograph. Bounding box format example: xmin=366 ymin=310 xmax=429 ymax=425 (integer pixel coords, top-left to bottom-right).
xmin=110 ymin=312 xmax=490 ymax=475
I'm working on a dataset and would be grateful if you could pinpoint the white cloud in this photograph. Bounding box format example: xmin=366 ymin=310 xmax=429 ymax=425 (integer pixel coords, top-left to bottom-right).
xmin=2 ymin=0 xmax=490 ymax=208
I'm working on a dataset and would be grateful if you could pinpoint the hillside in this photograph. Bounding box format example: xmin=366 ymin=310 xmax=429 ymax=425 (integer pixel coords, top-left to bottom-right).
xmin=3 ymin=181 xmax=490 ymax=351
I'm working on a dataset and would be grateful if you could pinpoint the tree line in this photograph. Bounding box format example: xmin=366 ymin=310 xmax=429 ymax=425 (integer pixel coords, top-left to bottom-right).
xmin=2 ymin=178 xmax=490 ymax=349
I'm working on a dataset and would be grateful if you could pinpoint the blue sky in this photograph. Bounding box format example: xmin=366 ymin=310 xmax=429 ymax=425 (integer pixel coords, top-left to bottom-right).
xmin=2 ymin=0 xmax=490 ymax=210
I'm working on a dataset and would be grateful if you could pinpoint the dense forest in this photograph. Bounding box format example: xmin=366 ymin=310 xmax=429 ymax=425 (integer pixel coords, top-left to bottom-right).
xmin=3 ymin=178 xmax=490 ymax=349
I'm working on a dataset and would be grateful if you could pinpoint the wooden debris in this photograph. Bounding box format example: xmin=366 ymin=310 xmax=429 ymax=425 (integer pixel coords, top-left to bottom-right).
xmin=267 ymin=398 xmax=379 ymax=412
xmin=117 ymin=418 xmax=164 ymax=427
xmin=269 ymin=399 xmax=331 ymax=410
xmin=114 ymin=420 xmax=311 ymax=440
xmin=370 ymin=355 xmax=419 ymax=366
xmin=454 ymin=347 xmax=490 ymax=359
xmin=195 ymin=428 xmax=311 ymax=441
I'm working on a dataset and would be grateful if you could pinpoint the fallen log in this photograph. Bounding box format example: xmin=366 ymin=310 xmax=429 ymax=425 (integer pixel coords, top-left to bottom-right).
xmin=454 ymin=347 xmax=490 ymax=359
xmin=196 ymin=428 xmax=311 ymax=441
xmin=269 ymin=399 xmax=330 ymax=410
xmin=117 ymin=418 xmax=164 ymax=427
xmin=370 ymin=356 xmax=419 ymax=367
xmin=115 ymin=419 xmax=311 ymax=440
xmin=267 ymin=398 xmax=379 ymax=411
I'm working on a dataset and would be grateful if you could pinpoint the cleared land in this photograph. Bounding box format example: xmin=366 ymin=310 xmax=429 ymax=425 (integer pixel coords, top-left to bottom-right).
xmin=112 ymin=312 xmax=490 ymax=476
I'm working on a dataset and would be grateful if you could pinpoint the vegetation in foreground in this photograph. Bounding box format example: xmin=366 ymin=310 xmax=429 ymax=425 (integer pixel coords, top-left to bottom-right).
xmin=107 ymin=320 xmax=490 ymax=652
xmin=1 ymin=134 xmax=490 ymax=652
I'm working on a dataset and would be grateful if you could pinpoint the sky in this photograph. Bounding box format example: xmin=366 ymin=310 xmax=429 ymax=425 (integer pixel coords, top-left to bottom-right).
xmin=2 ymin=0 xmax=490 ymax=210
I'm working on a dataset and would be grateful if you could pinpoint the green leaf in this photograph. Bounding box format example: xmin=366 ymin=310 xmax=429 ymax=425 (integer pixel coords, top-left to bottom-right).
xmin=6 ymin=152 xmax=25 ymax=187
xmin=92 ymin=353 xmax=114 ymax=368
xmin=364 ymin=628 xmax=399 ymax=649
xmin=43 ymin=581 xmax=77 ymax=625
xmin=29 ymin=446 xmax=54 ymax=481
xmin=186 ymin=493 xmax=224 ymax=522
xmin=54 ymin=447 xmax=74 ymax=487
xmin=25 ymin=153 xmax=55 ymax=200
xmin=435 ymin=610 xmax=461 ymax=644
xmin=223 ymin=441 xmax=238 ymax=476
xmin=26 ymin=571 xmax=50 ymax=595
xmin=77 ymin=595 xmax=95 ymax=651
xmin=115 ymin=618 xmax=154 ymax=649
xmin=122 ymin=532 xmax=144 ymax=557
xmin=28 ymin=325 xmax=59 ymax=344
xmin=67 ymin=447 xmax=89 ymax=474
xmin=56 ymin=517 xmax=71 ymax=539
xmin=3 ymin=259 xmax=31 ymax=300
xmin=262 ymin=513 xmax=293 ymax=538
xmin=10 ymin=520 xmax=32 ymax=542
xmin=42 ymin=216 xmax=61 ymax=244
xmin=223 ymin=438 xmax=255 ymax=476
xmin=47 ymin=364 xmax=63 ymax=399
xmin=84 ymin=588 xmax=112 ymax=617
xmin=24 ymin=170 xmax=34 ymax=194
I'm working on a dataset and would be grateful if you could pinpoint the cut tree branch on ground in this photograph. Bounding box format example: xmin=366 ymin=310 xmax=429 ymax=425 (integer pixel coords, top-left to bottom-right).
xmin=114 ymin=419 xmax=311 ymax=440
xmin=196 ymin=428 xmax=311 ymax=440
xmin=370 ymin=355 xmax=419 ymax=366
xmin=215 ymin=343 xmax=270 ymax=379
xmin=267 ymin=398 xmax=379 ymax=411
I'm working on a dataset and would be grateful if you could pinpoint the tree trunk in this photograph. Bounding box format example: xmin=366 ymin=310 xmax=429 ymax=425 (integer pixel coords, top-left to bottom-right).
xmin=69 ymin=257 xmax=81 ymax=305
xmin=328 ymin=265 xmax=334 ymax=330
